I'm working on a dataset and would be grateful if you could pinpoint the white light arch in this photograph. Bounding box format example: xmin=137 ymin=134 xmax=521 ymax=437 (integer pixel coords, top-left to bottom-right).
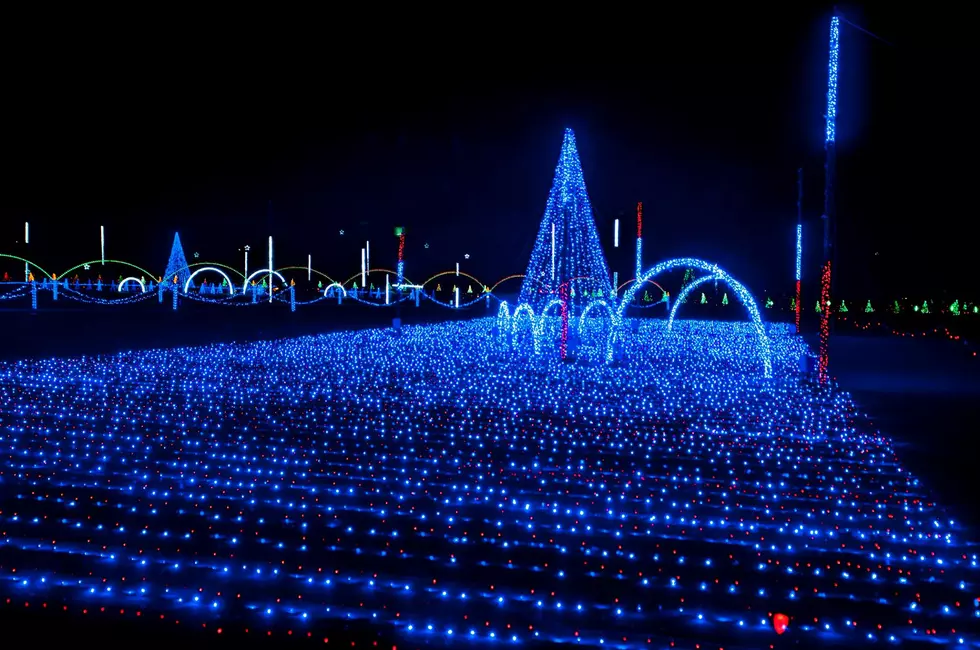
xmin=322 ymin=282 xmax=347 ymax=297
xmin=117 ymin=276 xmax=146 ymax=293
xmin=242 ymin=269 xmax=288 ymax=293
xmin=185 ymin=266 xmax=236 ymax=293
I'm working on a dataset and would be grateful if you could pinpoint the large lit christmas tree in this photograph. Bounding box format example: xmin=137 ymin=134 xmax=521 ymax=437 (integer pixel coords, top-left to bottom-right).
xmin=518 ymin=128 xmax=611 ymax=310
xmin=164 ymin=232 xmax=191 ymax=289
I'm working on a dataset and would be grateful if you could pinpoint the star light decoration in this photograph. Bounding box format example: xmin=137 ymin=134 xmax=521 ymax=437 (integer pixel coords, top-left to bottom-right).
xmin=0 ymin=318 xmax=977 ymax=647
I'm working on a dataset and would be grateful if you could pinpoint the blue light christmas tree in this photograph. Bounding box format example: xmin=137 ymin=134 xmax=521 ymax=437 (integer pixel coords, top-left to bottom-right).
xmin=519 ymin=128 xmax=611 ymax=310
xmin=164 ymin=232 xmax=190 ymax=289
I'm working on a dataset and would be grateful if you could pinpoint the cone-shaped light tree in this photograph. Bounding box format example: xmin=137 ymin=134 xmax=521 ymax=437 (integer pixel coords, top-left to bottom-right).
xmin=518 ymin=128 xmax=612 ymax=312
xmin=164 ymin=233 xmax=191 ymax=289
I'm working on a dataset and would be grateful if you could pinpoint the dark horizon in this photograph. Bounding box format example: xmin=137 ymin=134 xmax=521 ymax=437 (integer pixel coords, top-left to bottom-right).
xmin=4 ymin=6 xmax=975 ymax=301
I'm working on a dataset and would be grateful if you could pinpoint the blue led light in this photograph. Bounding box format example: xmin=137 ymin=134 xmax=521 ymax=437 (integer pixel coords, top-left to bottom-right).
xmin=795 ymin=223 xmax=802 ymax=281
xmin=826 ymin=15 xmax=840 ymax=144
xmin=0 ymin=318 xmax=976 ymax=647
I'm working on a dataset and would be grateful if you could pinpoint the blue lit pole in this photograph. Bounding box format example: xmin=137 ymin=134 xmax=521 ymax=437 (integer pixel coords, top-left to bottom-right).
xmin=819 ymin=13 xmax=840 ymax=384
xmin=635 ymin=202 xmax=643 ymax=281
xmin=795 ymin=168 xmax=803 ymax=334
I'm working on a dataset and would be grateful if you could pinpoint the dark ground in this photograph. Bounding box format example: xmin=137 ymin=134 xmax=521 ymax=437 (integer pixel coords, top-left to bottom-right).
xmin=819 ymin=332 xmax=980 ymax=530
xmin=0 ymin=301 xmax=977 ymax=647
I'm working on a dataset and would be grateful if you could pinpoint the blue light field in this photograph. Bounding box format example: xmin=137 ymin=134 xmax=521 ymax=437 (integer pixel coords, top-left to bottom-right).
xmin=0 ymin=318 xmax=977 ymax=648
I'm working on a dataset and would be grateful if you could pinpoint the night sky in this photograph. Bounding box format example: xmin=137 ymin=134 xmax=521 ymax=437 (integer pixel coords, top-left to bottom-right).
xmin=5 ymin=6 xmax=976 ymax=301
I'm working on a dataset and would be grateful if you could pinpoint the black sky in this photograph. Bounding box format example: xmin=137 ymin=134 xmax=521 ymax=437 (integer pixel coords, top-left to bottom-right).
xmin=4 ymin=6 xmax=977 ymax=300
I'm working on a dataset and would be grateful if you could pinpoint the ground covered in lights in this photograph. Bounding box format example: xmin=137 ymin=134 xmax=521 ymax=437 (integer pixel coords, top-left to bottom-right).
xmin=0 ymin=318 xmax=977 ymax=649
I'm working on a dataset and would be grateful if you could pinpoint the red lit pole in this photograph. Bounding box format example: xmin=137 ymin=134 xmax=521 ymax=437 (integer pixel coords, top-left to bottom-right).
xmin=635 ymin=202 xmax=643 ymax=281
xmin=559 ymin=281 xmax=570 ymax=360
xmin=396 ymin=232 xmax=406 ymax=284
xmin=795 ymin=168 xmax=803 ymax=334
xmin=819 ymin=14 xmax=840 ymax=385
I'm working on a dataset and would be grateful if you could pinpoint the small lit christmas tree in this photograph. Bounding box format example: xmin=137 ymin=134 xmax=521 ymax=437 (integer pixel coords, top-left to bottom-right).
xmin=839 ymin=300 xmax=848 ymax=313
xmin=764 ymin=296 xmax=774 ymax=308
xmin=642 ymin=290 xmax=652 ymax=302
xmin=864 ymin=300 xmax=873 ymax=313
xmin=920 ymin=300 xmax=929 ymax=314
xmin=815 ymin=300 xmax=821 ymax=313
xmin=950 ymin=300 xmax=960 ymax=316
xmin=790 ymin=297 xmax=796 ymax=311
xmin=679 ymin=269 xmax=694 ymax=303
xmin=721 ymin=293 xmax=729 ymax=305
xmin=892 ymin=300 xmax=900 ymax=314
xmin=700 ymin=292 xmax=707 ymax=304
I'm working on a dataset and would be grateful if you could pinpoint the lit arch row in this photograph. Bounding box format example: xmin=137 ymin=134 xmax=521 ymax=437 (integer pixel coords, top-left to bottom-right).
xmin=3 ymin=253 xmax=686 ymax=306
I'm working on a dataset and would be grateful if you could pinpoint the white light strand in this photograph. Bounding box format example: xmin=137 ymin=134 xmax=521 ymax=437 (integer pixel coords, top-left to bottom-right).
xmin=551 ymin=223 xmax=556 ymax=281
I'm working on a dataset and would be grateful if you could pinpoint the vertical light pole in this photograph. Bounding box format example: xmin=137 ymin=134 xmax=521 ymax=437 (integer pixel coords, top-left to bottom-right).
xmin=819 ymin=13 xmax=840 ymax=385
xmin=244 ymin=245 xmax=250 ymax=284
xmin=24 ymin=222 xmax=30 ymax=282
xmin=307 ymin=254 xmax=311 ymax=281
xmin=795 ymin=168 xmax=803 ymax=334
xmin=635 ymin=202 xmax=643 ymax=281
xmin=100 ymin=226 xmax=105 ymax=265
xmin=395 ymin=226 xmax=405 ymax=285
xmin=268 ymin=235 xmax=273 ymax=303
xmin=551 ymin=222 xmax=556 ymax=283
xmin=360 ymin=248 xmax=366 ymax=287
